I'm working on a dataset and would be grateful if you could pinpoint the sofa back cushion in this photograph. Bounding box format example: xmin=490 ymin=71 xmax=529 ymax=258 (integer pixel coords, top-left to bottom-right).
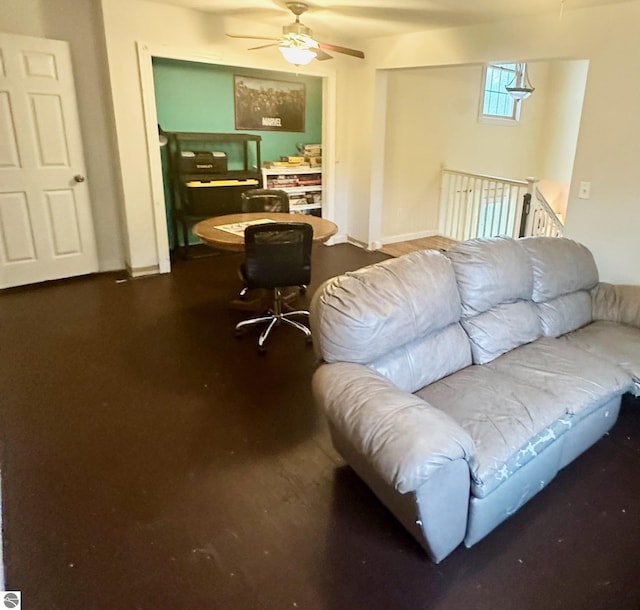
xmin=310 ymin=249 xmax=472 ymax=393
xmin=446 ymin=237 xmax=541 ymax=364
xmin=519 ymin=237 xmax=598 ymax=337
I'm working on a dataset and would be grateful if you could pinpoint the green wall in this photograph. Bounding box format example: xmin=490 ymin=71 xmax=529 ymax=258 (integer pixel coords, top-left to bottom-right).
xmin=152 ymin=59 xmax=322 ymax=248
xmin=152 ymin=58 xmax=323 ymax=164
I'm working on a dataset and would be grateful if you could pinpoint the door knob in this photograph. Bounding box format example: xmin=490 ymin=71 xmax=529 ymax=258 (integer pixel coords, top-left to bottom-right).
xmin=74 ymin=174 xmax=86 ymax=183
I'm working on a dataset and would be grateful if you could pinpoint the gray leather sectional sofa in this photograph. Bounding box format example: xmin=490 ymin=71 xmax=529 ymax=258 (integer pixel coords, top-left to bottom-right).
xmin=310 ymin=236 xmax=640 ymax=562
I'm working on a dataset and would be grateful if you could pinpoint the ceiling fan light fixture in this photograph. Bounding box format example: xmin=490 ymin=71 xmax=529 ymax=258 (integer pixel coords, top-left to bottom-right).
xmin=279 ymin=44 xmax=317 ymax=65
xmin=278 ymin=34 xmax=318 ymax=66
xmin=229 ymin=2 xmax=363 ymax=65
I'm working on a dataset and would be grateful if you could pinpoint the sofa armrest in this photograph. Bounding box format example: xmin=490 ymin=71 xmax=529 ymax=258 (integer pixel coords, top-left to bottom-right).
xmin=592 ymin=282 xmax=640 ymax=328
xmin=312 ymin=362 xmax=476 ymax=494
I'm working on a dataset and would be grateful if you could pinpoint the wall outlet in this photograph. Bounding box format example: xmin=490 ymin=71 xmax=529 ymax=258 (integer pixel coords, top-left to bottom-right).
xmin=578 ymin=181 xmax=591 ymax=199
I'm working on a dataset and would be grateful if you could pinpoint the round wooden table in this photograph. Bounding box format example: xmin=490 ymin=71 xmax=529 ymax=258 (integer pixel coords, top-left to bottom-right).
xmin=192 ymin=212 xmax=338 ymax=252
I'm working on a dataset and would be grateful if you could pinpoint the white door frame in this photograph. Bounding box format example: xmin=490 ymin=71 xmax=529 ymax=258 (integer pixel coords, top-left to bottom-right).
xmin=136 ymin=43 xmax=338 ymax=274
xmin=367 ymin=69 xmax=389 ymax=250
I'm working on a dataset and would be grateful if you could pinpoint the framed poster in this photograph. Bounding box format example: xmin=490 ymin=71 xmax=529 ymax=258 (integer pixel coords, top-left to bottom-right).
xmin=234 ymin=75 xmax=306 ymax=132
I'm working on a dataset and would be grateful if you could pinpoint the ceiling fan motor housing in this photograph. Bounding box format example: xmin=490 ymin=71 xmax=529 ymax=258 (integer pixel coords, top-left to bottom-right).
xmin=283 ymin=21 xmax=313 ymax=38
xmin=286 ymin=2 xmax=310 ymax=17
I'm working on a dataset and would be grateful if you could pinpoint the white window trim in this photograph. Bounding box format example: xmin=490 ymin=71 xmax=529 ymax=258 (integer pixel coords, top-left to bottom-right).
xmin=478 ymin=63 xmax=522 ymax=124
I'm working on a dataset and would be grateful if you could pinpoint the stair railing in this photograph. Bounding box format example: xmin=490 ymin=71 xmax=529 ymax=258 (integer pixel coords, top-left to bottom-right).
xmin=521 ymin=186 xmax=565 ymax=237
xmin=439 ymin=168 xmax=564 ymax=240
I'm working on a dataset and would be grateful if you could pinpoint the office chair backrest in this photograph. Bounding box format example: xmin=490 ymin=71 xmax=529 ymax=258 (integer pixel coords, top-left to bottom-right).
xmin=241 ymin=189 xmax=290 ymax=213
xmin=244 ymin=222 xmax=313 ymax=289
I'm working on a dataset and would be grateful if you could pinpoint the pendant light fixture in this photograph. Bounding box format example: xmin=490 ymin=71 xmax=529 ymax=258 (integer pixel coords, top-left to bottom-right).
xmin=505 ymin=63 xmax=535 ymax=101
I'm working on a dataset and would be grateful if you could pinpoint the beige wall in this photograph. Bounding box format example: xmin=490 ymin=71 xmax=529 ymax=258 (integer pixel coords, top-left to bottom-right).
xmin=356 ymin=2 xmax=640 ymax=283
xmin=381 ymin=63 xmax=553 ymax=240
xmin=538 ymin=59 xmax=589 ymax=184
xmin=350 ymin=1 xmax=640 ymax=283
xmin=3 ymin=0 xmax=639 ymax=283
xmin=380 ymin=59 xmax=588 ymax=240
xmin=0 ymin=0 xmax=125 ymax=271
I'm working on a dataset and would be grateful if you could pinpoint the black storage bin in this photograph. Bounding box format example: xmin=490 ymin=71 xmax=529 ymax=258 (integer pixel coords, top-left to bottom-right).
xmin=179 ymin=151 xmax=228 ymax=174
xmin=185 ymin=179 xmax=260 ymax=216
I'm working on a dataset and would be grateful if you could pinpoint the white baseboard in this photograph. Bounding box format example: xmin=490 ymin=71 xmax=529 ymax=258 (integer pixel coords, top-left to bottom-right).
xmin=326 ymin=233 xmax=348 ymax=246
xmin=380 ymin=229 xmax=438 ymax=245
xmin=126 ymin=264 xmax=161 ymax=278
xmin=347 ymin=236 xmax=369 ymax=249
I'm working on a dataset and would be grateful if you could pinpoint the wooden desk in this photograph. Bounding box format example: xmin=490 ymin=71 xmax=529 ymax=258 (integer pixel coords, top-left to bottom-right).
xmin=192 ymin=212 xmax=338 ymax=252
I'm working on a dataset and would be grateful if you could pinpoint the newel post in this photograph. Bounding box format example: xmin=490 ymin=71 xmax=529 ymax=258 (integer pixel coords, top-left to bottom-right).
xmin=518 ymin=177 xmax=538 ymax=238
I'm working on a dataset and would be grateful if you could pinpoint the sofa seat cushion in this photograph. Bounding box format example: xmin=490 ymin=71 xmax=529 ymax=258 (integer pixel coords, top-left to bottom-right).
xmin=416 ymin=366 xmax=569 ymax=498
xmin=562 ymin=321 xmax=640 ymax=396
xmin=487 ymin=337 xmax=633 ymax=416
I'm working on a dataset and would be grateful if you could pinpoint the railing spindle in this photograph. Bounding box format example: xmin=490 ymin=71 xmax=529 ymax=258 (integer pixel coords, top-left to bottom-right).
xmin=439 ymin=168 xmax=563 ymax=241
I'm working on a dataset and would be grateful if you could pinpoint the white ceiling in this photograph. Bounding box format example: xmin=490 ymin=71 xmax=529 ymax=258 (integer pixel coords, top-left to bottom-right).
xmin=151 ymin=0 xmax=627 ymax=41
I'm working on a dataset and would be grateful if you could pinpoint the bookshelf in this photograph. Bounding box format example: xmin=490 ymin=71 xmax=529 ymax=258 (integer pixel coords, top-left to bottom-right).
xmin=261 ymin=167 xmax=323 ymax=216
xmin=165 ymin=131 xmax=262 ymax=257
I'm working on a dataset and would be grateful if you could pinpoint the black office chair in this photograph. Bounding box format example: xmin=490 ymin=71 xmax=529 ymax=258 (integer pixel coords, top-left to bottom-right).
xmin=241 ymin=189 xmax=290 ymax=213
xmin=238 ymin=189 xmax=302 ymax=299
xmin=235 ymin=222 xmax=313 ymax=352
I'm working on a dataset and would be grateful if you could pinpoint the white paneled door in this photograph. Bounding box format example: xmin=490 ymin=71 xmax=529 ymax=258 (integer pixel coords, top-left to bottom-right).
xmin=0 ymin=33 xmax=97 ymax=289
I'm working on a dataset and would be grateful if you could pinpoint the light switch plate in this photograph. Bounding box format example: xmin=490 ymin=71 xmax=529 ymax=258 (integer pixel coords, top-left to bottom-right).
xmin=578 ymin=181 xmax=591 ymax=199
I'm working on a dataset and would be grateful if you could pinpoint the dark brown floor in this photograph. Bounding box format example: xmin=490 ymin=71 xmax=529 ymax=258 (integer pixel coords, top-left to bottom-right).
xmin=1 ymin=243 xmax=639 ymax=609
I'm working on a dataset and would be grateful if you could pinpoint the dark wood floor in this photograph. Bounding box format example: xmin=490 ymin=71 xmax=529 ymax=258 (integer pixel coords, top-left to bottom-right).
xmin=1 ymin=243 xmax=639 ymax=609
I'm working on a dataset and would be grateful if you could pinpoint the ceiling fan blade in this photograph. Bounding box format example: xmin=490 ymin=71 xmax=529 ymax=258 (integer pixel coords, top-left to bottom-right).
xmin=318 ymin=42 xmax=365 ymax=60
xmin=226 ymin=34 xmax=280 ymax=42
xmin=314 ymin=48 xmax=333 ymax=61
xmin=248 ymin=42 xmax=281 ymax=51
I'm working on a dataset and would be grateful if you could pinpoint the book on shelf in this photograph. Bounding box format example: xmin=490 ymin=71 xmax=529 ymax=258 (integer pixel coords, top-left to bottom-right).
xmin=289 ymin=192 xmax=322 ymax=207
xmin=305 ymin=156 xmax=322 ymax=167
xmin=267 ymin=179 xmax=299 ymax=188
xmin=302 ymin=144 xmax=322 ymax=155
xmin=263 ymin=161 xmax=310 ymax=169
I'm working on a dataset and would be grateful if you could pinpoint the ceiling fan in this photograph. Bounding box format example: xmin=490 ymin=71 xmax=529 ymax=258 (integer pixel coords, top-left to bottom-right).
xmin=227 ymin=2 xmax=365 ymax=66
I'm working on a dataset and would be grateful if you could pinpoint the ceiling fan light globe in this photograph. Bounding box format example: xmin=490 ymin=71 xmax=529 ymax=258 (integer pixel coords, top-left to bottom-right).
xmin=279 ymin=45 xmax=317 ymax=65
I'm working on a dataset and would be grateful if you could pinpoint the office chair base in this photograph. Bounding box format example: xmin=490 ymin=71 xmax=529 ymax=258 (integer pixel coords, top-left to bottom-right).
xmin=235 ymin=310 xmax=311 ymax=352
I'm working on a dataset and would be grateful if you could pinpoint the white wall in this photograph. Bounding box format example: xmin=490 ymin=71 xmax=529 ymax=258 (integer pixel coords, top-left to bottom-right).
xmin=0 ymin=0 xmax=125 ymax=272
xmin=355 ymin=2 xmax=640 ymax=283
xmin=538 ymin=59 xmax=588 ymax=184
xmin=380 ymin=63 xmax=551 ymax=240
xmin=0 ymin=0 xmax=47 ymax=38
xmin=380 ymin=59 xmax=588 ymax=240
xmin=536 ymin=59 xmax=589 ymax=218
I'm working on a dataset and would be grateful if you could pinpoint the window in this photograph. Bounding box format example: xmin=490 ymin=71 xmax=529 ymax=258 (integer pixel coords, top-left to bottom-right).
xmin=481 ymin=63 xmax=520 ymax=122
